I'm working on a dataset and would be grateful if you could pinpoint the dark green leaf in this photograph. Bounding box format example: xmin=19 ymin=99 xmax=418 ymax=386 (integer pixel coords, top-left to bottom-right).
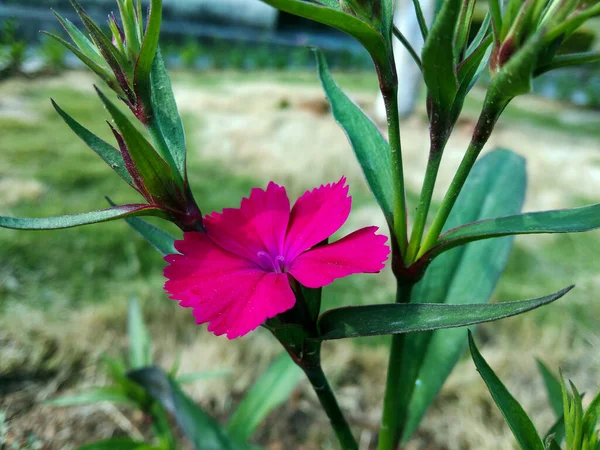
xmin=315 ymin=50 xmax=394 ymax=223
xmin=469 ymin=331 xmax=545 ymax=450
xmin=52 ymin=100 xmax=135 ymax=186
xmin=0 ymin=204 xmax=165 ymax=230
xmin=422 ymin=0 xmax=460 ymax=125
xmin=128 ymin=366 xmax=245 ymax=450
xmin=46 ymin=387 xmax=133 ymax=407
xmin=96 ymin=88 xmax=182 ymax=202
xmin=259 ymin=0 xmax=388 ymax=68
xmin=546 ymin=439 xmax=561 ymax=450
xmin=401 ymin=148 xmax=527 ymax=442
xmin=536 ymin=52 xmax=600 ymax=76
xmin=536 ymin=360 xmax=563 ymax=419
xmin=429 ymin=202 xmax=600 ymax=261
xmin=134 ymin=0 xmax=162 ymax=106
xmin=318 ymin=286 xmax=572 ymax=340
xmin=149 ymin=48 xmax=187 ymax=180
xmin=77 ymin=438 xmax=154 ymax=450
xmin=128 ymin=298 xmax=152 ymax=370
xmin=227 ymin=353 xmax=302 ymax=442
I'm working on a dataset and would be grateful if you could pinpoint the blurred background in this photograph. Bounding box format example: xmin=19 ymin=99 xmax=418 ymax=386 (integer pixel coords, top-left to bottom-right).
xmin=0 ymin=1 xmax=599 ymax=449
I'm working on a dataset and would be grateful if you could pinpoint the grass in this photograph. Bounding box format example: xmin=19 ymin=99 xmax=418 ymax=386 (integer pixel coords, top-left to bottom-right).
xmin=1 ymin=70 xmax=599 ymax=449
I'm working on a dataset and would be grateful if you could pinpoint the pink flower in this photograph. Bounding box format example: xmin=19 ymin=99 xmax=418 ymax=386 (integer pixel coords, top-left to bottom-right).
xmin=164 ymin=177 xmax=390 ymax=339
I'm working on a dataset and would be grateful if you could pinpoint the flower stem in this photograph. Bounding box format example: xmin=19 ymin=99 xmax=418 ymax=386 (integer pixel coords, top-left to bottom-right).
xmin=378 ymin=278 xmax=415 ymax=450
xmin=383 ymin=83 xmax=408 ymax=257
xmin=300 ymin=346 xmax=358 ymax=450
xmin=416 ymin=102 xmax=506 ymax=259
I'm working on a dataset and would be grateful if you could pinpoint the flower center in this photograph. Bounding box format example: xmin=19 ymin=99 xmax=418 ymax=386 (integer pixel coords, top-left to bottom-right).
xmin=257 ymin=251 xmax=286 ymax=273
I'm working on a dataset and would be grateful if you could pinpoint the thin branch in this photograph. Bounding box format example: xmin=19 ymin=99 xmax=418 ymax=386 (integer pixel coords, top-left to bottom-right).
xmin=411 ymin=0 xmax=429 ymax=41
xmin=392 ymin=25 xmax=423 ymax=71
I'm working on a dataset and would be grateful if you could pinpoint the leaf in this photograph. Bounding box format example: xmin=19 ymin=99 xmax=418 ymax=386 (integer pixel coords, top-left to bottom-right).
xmin=128 ymin=298 xmax=152 ymax=370
xmin=421 ymin=0 xmax=461 ymax=130
xmin=227 ymin=353 xmax=302 ymax=442
xmin=96 ymin=88 xmax=182 ymax=203
xmin=259 ymin=0 xmax=388 ymax=68
xmin=401 ymin=148 xmax=528 ymax=442
xmin=77 ymin=438 xmax=154 ymax=450
xmin=582 ymin=390 xmax=600 ymax=443
xmin=52 ymin=100 xmax=135 ymax=186
xmin=46 ymin=387 xmax=133 ymax=407
xmin=125 ymin=216 xmax=178 ymax=256
xmin=176 ymin=370 xmax=232 ymax=385
xmin=51 ymin=10 xmax=104 ymax=67
xmin=315 ymin=50 xmax=394 ymax=223
xmin=128 ymin=366 xmax=246 ymax=450
xmin=469 ymin=331 xmax=546 ymax=450
xmin=134 ymin=0 xmax=162 ymax=106
xmin=149 ymin=48 xmax=187 ymax=180
xmin=428 ymin=202 xmax=600 ymax=261
xmin=0 ymin=204 xmax=165 ymax=230
xmin=536 ymin=360 xmax=563 ymax=419
xmin=318 ymin=286 xmax=572 ymax=340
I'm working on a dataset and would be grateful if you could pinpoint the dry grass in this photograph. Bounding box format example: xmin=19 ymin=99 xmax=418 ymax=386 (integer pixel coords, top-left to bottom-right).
xmin=1 ymin=70 xmax=599 ymax=449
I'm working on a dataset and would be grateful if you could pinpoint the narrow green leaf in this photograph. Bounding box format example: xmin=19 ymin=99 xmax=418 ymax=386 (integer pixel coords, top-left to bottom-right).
xmin=42 ymin=32 xmax=114 ymax=87
xmin=51 ymin=10 xmax=104 ymax=66
xmin=429 ymin=202 xmax=600 ymax=261
xmin=52 ymin=100 xmax=135 ymax=186
xmin=454 ymin=0 xmax=477 ymax=59
xmin=77 ymin=438 xmax=153 ymax=450
xmin=128 ymin=298 xmax=152 ymax=370
xmin=128 ymin=367 xmax=246 ymax=450
xmin=536 ymin=360 xmax=563 ymax=419
xmin=227 ymin=353 xmax=302 ymax=442
xmin=96 ymin=88 xmax=182 ymax=203
xmin=71 ymin=0 xmax=130 ymax=74
xmin=176 ymin=370 xmax=232 ymax=385
xmin=315 ymin=50 xmax=394 ymax=223
xmin=582 ymin=390 xmax=600 ymax=443
xmin=536 ymin=52 xmax=600 ymax=76
xmin=401 ymin=148 xmax=527 ymax=442
xmin=465 ymin=12 xmax=491 ymax=58
xmin=318 ymin=286 xmax=572 ymax=340
xmin=421 ymin=0 xmax=461 ymax=123
xmin=469 ymin=331 xmax=546 ymax=450
xmin=0 ymin=204 xmax=165 ymax=230
xmin=125 ymin=216 xmax=177 ymax=256
xmin=259 ymin=0 xmax=388 ymax=68
xmin=134 ymin=0 xmax=162 ymax=106
xmin=149 ymin=48 xmax=187 ymax=179
xmin=46 ymin=387 xmax=133 ymax=407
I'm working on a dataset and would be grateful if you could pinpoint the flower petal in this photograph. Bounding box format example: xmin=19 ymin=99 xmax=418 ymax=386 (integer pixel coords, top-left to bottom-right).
xmin=287 ymin=226 xmax=389 ymax=288
xmin=284 ymin=176 xmax=351 ymax=262
xmin=164 ymin=232 xmax=296 ymax=339
xmin=204 ymin=182 xmax=290 ymax=266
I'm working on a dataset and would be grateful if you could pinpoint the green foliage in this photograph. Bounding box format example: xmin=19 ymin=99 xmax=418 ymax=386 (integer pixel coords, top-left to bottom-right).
xmin=315 ymin=50 xmax=394 ymax=224
xmin=317 ymin=287 xmax=572 ymax=340
xmin=469 ymin=331 xmax=546 ymax=450
xmin=0 ymin=19 xmax=27 ymax=77
xmin=227 ymin=353 xmax=303 ymax=442
xmin=400 ymin=148 xmax=529 ymax=441
xmin=38 ymin=35 xmax=67 ymax=72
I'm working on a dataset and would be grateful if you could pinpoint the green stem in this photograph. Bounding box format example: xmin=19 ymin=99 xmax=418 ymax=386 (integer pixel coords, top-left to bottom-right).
xmin=411 ymin=0 xmax=429 ymax=41
xmin=392 ymin=25 xmax=423 ymax=71
xmin=378 ymin=278 xmax=415 ymax=450
xmin=417 ymin=102 xmax=506 ymax=259
xmin=301 ymin=348 xmax=359 ymax=450
xmin=383 ymin=84 xmax=408 ymax=257
xmin=405 ymin=151 xmax=443 ymax=264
